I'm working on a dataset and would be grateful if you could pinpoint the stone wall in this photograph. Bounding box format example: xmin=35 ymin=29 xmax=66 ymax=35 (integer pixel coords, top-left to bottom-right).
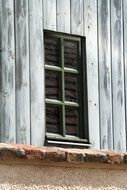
xmin=0 ymin=144 xmax=127 ymax=189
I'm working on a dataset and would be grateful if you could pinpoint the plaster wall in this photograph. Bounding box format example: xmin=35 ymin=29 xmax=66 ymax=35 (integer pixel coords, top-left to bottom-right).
xmin=0 ymin=164 xmax=127 ymax=190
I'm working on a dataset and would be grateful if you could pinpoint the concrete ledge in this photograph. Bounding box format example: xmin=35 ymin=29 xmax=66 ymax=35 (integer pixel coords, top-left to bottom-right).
xmin=0 ymin=143 xmax=127 ymax=170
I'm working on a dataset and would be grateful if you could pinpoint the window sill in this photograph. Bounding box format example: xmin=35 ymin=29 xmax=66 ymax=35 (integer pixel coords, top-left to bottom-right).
xmin=46 ymin=133 xmax=90 ymax=147
xmin=0 ymin=143 xmax=127 ymax=170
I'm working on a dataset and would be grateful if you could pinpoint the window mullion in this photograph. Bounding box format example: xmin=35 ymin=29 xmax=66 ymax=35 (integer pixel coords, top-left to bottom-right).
xmin=44 ymin=30 xmax=89 ymax=145
xmin=61 ymin=37 xmax=65 ymax=137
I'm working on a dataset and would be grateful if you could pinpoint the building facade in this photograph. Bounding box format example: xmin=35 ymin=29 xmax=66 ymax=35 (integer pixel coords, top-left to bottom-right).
xmin=0 ymin=0 xmax=127 ymax=150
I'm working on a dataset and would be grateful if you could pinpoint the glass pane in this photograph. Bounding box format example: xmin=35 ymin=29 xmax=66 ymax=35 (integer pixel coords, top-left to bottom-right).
xmin=46 ymin=105 xmax=61 ymax=134
xmin=65 ymin=73 xmax=78 ymax=102
xmin=65 ymin=107 xmax=79 ymax=136
xmin=44 ymin=38 xmax=59 ymax=66
xmin=64 ymin=40 xmax=78 ymax=69
xmin=45 ymin=71 xmax=60 ymax=100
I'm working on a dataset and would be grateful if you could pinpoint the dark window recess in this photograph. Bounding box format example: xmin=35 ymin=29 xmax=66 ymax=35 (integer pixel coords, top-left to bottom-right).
xmin=64 ymin=41 xmax=78 ymax=69
xmin=44 ymin=38 xmax=59 ymax=66
xmin=44 ymin=30 xmax=89 ymax=147
xmin=65 ymin=107 xmax=79 ymax=136
xmin=46 ymin=71 xmax=60 ymax=100
xmin=65 ymin=73 xmax=78 ymax=102
xmin=46 ymin=105 xmax=61 ymax=134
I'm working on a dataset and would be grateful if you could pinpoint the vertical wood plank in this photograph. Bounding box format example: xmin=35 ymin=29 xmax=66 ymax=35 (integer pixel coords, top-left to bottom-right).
xmin=43 ymin=0 xmax=56 ymax=31
xmin=70 ymin=0 xmax=83 ymax=35
xmin=0 ymin=0 xmax=16 ymax=143
xmin=111 ymin=0 xmax=126 ymax=150
xmin=29 ymin=0 xmax=45 ymax=146
xmin=15 ymin=0 xmax=30 ymax=144
xmin=98 ymin=0 xmax=113 ymax=149
xmin=84 ymin=0 xmax=100 ymax=149
xmin=123 ymin=0 xmax=127 ymax=150
xmin=56 ymin=0 xmax=70 ymax=33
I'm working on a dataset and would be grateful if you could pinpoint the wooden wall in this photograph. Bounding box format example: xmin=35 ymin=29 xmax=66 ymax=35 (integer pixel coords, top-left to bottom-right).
xmin=0 ymin=0 xmax=127 ymax=150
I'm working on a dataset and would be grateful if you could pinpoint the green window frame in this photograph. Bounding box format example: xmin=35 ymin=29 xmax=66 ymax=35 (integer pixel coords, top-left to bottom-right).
xmin=44 ymin=30 xmax=90 ymax=147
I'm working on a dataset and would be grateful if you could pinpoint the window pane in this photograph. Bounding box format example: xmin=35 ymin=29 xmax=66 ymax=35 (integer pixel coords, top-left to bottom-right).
xmin=45 ymin=71 xmax=60 ymax=100
xmin=65 ymin=73 xmax=78 ymax=102
xmin=46 ymin=105 xmax=61 ymax=134
xmin=44 ymin=38 xmax=59 ymax=66
xmin=64 ymin=41 xmax=78 ymax=69
xmin=65 ymin=107 xmax=79 ymax=136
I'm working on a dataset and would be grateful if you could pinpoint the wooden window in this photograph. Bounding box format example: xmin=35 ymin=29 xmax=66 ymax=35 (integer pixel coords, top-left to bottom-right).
xmin=44 ymin=30 xmax=89 ymax=147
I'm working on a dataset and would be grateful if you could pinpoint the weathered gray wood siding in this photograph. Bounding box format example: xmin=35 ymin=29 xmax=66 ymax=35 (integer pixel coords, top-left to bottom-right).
xmin=98 ymin=0 xmax=113 ymax=149
xmin=29 ymin=0 xmax=45 ymax=146
xmin=15 ymin=0 xmax=30 ymax=144
xmin=0 ymin=0 xmax=127 ymax=150
xmin=0 ymin=0 xmax=16 ymax=143
xmin=84 ymin=0 xmax=100 ymax=149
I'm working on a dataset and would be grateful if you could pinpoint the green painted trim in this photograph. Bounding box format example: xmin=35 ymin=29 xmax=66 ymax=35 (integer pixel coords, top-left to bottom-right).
xmin=46 ymin=133 xmax=88 ymax=143
xmin=64 ymin=67 xmax=78 ymax=74
xmin=45 ymin=65 xmax=62 ymax=72
xmin=81 ymin=37 xmax=89 ymax=141
xmin=61 ymin=37 xmax=66 ymax=136
xmin=46 ymin=99 xmax=79 ymax=107
xmin=46 ymin=99 xmax=63 ymax=105
xmin=44 ymin=30 xmax=89 ymax=144
xmin=44 ymin=30 xmax=81 ymax=42
xmin=64 ymin=101 xmax=79 ymax=107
